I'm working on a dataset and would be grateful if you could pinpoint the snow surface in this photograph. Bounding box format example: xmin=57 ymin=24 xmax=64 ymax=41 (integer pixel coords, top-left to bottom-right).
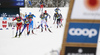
xmin=1 ymin=7 xmax=100 ymax=55
xmin=0 ymin=7 xmax=68 ymax=55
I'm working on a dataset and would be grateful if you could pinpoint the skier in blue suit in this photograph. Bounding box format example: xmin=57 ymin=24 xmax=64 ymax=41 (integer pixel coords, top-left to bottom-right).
xmin=28 ymin=0 xmax=32 ymax=7
xmin=28 ymin=12 xmax=36 ymax=34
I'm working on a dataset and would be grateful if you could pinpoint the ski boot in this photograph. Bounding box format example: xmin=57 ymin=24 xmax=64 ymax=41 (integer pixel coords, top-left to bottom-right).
xmin=15 ymin=33 xmax=17 ymax=38
xmin=32 ymin=30 xmax=34 ymax=34
xmin=41 ymin=28 xmax=43 ymax=32
xmin=19 ymin=32 xmax=22 ymax=38
xmin=57 ymin=26 xmax=58 ymax=28
xmin=60 ymin=25 xmax=61 ymax=28
xmin=48 ymin=28 xmax=52 ymax=33
xmin=27 ymin=31 xmax=30 ymax=35
xmin=45 ymin=28 xmax=47 ymax=31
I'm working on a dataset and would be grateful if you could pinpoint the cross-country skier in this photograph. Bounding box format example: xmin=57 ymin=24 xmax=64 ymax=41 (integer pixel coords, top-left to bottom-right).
xmin=28 ymin=12 xmax=36 ymax=35
xmin=37 ymin=10 xmax=51 ymax=31
xmin=12 ymin=14 xmax=23 ymax=37
xmin=19 ymin=16 xmax=30 ymax=37
xmin=43 ymin=10 xmax=51 ymax=31
xmin=55 ymin=7 xmax=61 ymax=13
xmin=39 ymin=0 xmax=45 ymax=12
xmin=40 ymin=13 xmax=52 ymax=32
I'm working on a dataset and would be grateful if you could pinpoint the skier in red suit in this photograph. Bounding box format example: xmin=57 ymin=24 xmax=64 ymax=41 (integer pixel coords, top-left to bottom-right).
xmin=39 ymin=1 xmax=45 ymax=12
xmin=12 ymin=14 xmax=23 ymax=37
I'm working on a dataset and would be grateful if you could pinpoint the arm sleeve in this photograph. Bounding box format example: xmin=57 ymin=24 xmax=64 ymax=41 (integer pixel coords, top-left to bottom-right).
xmin=12 ymin=18 xmax=16 ymax=21
xmin=59 ymin=9 xmax=61 ymax=11
xmin=20 ymin=17 xmax=24 ymax=21
xmin=20 ymin=17 xmax=23 ymax=20
xmin=47 ymin=13 xmax=51 ymax=18
xmin=33 ymin=15 xmax=36 ymax=18
xmin=23 ymin=19 xmax=25 ymax=21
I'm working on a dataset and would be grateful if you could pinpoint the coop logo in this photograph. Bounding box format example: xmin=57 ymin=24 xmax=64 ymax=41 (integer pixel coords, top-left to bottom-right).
xmin=67 ymin=23 xmax=100 ymax=43
xmin=67 ymin=48 xmax=94 ymax=55
xmin=69 ymin=28 xmax=97 ymax=38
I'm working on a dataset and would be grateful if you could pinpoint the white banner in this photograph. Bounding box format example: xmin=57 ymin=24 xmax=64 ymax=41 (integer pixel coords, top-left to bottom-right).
xmin=71 ymin=0 xmax=100 ymax=20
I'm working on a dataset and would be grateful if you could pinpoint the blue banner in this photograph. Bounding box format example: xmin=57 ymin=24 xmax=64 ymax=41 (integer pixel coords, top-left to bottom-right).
xmin=67 ymin=23 xmax=100 ymax=43
xmin=0 ymin=0 xmax=24 ymax=7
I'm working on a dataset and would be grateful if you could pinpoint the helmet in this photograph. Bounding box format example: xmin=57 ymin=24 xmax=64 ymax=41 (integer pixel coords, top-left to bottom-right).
xmin=16 ymin=14 xmax=19 ymax=17
xmin=29 ymin=12 xmax=31 ymax=15
xmin=45 ymin=10 xmax=47 ymax=13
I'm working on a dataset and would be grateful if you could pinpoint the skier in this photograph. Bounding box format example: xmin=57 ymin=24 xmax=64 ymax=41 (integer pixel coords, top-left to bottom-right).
xmin=12 ymin=14 xmax=23 ymax=37
xmin=28 ymin=0 xmax=32 ymax=7
xmin=28 ymin=12 xmax=36 ymax=35
xmin=19 ymin=16 xmax=30 ymax=37
xmin=39 ymin=0 xmax=45 ymax=12
xmin=43 ymin=10 xmax=51 ymax=31
xmin=40 ymin=13 xmax=52 ymax=32
xmin=55 ymin=7 xmax=61 ymax=13
xmin=37 ymin=10 xmax=51 ymax=31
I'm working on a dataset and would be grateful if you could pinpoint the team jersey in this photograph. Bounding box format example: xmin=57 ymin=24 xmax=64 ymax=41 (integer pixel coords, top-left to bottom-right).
xmin=28 ymin=15 xmax=36 ymax=18
xmin=44 ymin=13 xmax=51 ymax=18
xmin=54 ymin=13 xmax=58 ymax=17
xmin=40 ymin=14 xmax=45 ymax=20
xmin=28 ymin=15 xmax=33 ymax=19
xmin=13 ymin=17 xmax=23 ymax=23
xmin=28 ymin=14 xmax=36 ymax=22
xmin=23 ymin=19 xmax=29 ymax=24
xmin=56 ymin=14 xmax=60 ymax=19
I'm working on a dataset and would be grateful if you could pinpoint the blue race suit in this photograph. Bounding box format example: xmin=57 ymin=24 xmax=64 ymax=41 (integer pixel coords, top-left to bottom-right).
xmin=28 ymin=14 xmax=36 ymax=31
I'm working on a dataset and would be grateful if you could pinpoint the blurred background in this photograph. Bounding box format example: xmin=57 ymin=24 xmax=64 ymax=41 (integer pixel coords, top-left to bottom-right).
xmin=25 ymin=0 xmax=70 ymax=7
